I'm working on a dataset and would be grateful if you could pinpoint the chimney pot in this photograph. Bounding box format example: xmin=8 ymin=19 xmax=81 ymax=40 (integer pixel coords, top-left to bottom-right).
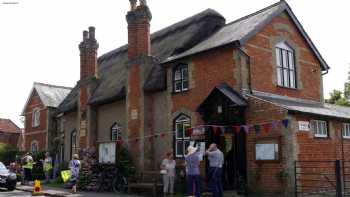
xmin=89 ymin=26 xmax=95 ymax=40
xmin=83 ymin=30 xmax=89 ymax=41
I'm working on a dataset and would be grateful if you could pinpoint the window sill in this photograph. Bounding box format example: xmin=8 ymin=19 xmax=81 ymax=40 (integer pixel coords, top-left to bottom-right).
xmin=276 ymin=85 xmax=298 ymax=90
xmin=342 ymin=136 xmax=350 ymax=140
xmin=313 ymin=135 xmax=329 ymax=139
xmin=255 ymin=159 xmax=281 ymax=164
xmin=172 ymin=89 xmax=189 ymax=95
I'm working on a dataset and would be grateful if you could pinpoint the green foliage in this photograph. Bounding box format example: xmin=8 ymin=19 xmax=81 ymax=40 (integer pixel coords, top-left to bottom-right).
xmin=326 ymin=89 xmax=350 ymax=106
xmin=0 ymin=143 xmax=23 ymax=165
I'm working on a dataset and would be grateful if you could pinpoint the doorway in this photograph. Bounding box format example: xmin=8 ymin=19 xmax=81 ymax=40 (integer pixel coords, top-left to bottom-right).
xmin=197 ymin=83 xmax=248 ymax=191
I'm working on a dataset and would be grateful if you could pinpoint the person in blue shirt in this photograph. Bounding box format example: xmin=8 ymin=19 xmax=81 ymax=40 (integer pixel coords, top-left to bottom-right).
xmin=185 ymin=146 xmax=201 ymax=197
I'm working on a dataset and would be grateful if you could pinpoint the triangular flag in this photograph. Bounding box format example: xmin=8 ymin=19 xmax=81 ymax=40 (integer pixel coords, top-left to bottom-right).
xmin=160 ymin=133 xmax=166 ymax=138
xmin=220 ymin=126 xmax=226 ymax=134
xmin=187 ymin=128 xmax=194 ymax=136
xmin=148 ymin=136 xmax=153 ymax=142
xmin=282 ymin=119 xmax=289 ymax=128
xmin=271 ymin=121 xmax=279 ymax=130
xmin=213 ymin=126 xmax=219 ymax=134
xmin=242 ymin=125 xmax=249 ymax=133
xmin=116 ymin=140 xmax=123 ymax=145
xmin=254 ymin=125 xmax=261 ymax=135
xmin=262 ymin=123 xmax=271 ymax=134
xmin=234 ymin=126 xmax=241 ymax=134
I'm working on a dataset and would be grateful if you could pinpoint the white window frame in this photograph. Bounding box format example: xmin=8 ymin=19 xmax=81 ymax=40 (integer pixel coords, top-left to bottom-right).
xmin=175 ymin=114 xmax=191 ymax=158
xmin=311 ymin=120 xmax=328 ymax=138
xmin=343 ymin=123 xmax=350 ymax=139
xmin=275 ymin=41 xmax=297 ymax=89
xmin=31 ymin=140 xmax=39 ymax=152
xmin=32 ymin=108 xmax=40 ymax=127
xmin=111 ymin=122 xmax=122 ymax=141
xmin=173 ymin=64 xmax=189 ymax=93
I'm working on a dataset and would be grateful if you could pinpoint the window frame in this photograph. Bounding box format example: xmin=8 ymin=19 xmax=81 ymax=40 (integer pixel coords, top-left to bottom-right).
xmin=70 ymin=129 xmax=77 ymax=159
xmin=31 ymin=141 xmax=39 ymax=153
xmin=174 ymin=114 xmax=191 ymax=158
xmin=111 ymin=122 xmax=122 ymax=141
xmin=172 ymin=64 xmax=189 ymax=93
xmin=275 ymin=42 xmax=297 ymax=89
xmin=32 ymin=108 xmax=40 ymax=128
xmin=311 ymin=120 xmax=328 ymax=138
xmin=342 ymin=123 xmax=350 ymax=139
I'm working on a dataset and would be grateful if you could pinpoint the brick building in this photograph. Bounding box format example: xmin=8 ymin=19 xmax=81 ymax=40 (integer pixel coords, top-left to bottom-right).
xmin=56 ymin=1 xmax=350 ymax=195
xmin=22 ymin=82 xmax=72 ymax=152
xmin=0 ymin=118 xmax=21 ymax=149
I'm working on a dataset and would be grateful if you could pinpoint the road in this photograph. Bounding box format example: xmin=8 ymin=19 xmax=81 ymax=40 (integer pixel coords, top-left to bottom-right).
xmin=0 ymin=189 xmax=44 ymax=197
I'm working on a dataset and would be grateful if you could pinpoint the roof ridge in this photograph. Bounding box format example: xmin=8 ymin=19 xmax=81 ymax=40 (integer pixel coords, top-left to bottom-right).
xmin=225 ymin=0 xmax=284 ymax=26
xmin=34 ymin=82 xmax=73 ymax=90
xmin=98 ymin=8 xmax=224 ymax=63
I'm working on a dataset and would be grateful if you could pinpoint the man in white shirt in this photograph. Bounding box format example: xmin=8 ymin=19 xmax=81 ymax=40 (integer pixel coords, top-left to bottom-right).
xmin=205 ymin=143 xmax=224 ymax=197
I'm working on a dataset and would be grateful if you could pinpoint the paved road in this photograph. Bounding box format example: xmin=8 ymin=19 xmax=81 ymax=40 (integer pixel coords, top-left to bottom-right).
xmin=0 ymin=189 xmax=45 ymax=197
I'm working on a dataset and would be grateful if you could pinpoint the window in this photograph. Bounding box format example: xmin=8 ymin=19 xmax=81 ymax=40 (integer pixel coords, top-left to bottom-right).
xmin=70 ymin=130 xmax=77 ymax=159
xmin=174 ymin=114 xmax=191 ymax=158
xmin=275 ymin=42 xmax=296 ymax=88
xmin=111 ymin=122 xmax=122 ymax=141
xmin=31 ymin=141 xmax=38 ymax=153
xmin=32 ymin=108 xmax=40 ymax=127
xmin=173 ymin=64 xmax=189 ymax=93
xmin=343 ymin=123 xmax=350 ymax=139
xmin=311 ymin=120 xmax=328 ymax=138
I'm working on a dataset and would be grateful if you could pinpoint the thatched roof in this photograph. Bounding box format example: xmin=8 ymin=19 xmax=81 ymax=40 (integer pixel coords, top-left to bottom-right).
xmin=58 ymin=9 xmax=225 ymax=112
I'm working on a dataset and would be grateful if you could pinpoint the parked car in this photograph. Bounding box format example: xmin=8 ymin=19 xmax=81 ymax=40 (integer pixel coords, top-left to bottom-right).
xmin=0 ymin=162 xmax=17 ymax=191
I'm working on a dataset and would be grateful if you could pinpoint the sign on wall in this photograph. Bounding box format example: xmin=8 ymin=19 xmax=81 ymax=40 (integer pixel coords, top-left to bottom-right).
xmin=99 ymin=142 xmax=116 ymax=164
xmin=298 ymin=121 xmax=310 ymax=131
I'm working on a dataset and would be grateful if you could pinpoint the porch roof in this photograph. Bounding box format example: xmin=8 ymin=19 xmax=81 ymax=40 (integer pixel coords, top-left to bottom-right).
xmin=250 ymin=91 xmax=350 ymax=120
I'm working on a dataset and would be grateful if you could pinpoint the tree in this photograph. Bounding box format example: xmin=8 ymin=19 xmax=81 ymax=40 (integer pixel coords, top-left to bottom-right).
xmin=326 ymin=89 xmax=350 ymax=106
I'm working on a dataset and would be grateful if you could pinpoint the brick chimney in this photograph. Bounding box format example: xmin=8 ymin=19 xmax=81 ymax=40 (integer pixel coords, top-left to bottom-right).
xmin=79 ymin=27 xmax=99 ymax=80
xmin=126 ymin=0 xmax=152 ymax=59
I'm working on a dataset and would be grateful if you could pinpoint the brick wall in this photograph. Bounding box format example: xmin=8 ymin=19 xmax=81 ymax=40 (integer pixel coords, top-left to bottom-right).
xmin=245 ymin=12 xmax=323 ymax=102
xmin=24 ymin=90 xmax=47 ymax=151
xmin=245 ymin=96 xmax=291 ymax=195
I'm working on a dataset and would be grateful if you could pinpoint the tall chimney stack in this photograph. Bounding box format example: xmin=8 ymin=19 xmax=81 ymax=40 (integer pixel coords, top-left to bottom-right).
xmin=126 ymin=0 xmax=152 ymax=59
xmin=79 ymin=26 xmax=99 ymax=80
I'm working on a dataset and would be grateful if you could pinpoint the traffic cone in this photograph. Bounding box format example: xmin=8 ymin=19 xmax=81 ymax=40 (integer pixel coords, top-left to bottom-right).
xmin=32 ymin=180 xmax=44 ymax=196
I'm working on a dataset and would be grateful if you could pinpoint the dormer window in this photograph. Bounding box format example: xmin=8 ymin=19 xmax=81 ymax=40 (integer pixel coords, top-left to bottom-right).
xmin=32 ymin=108 xmax=40 ymax=127
xmin=173 ymin=64 xmax=189 ymax=93
xmin=275 ymin=42 xmax=296 ymax=89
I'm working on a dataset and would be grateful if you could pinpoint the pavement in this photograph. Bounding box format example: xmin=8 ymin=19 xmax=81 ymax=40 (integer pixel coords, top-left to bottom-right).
xmin=16 ymin=184 xmax=143 ymax=197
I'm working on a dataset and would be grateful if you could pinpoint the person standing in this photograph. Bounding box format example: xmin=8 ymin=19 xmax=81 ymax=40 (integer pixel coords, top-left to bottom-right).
xmin=22 ymin=152 xmax=34 ymax=185
xmin=161 ymin=152 xmax=176 ymax=195
xmin=69 ymin=154 xmax=81 ymax=193
xmin=185 ymin=146 xmax=201 ymax=197
xmin=43 ymin=152 xmax=53 ymax=183
xmin=205 ymin=143 xmax=224 ymax=197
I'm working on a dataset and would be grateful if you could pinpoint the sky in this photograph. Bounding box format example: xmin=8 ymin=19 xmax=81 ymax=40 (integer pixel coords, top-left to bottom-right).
xmin=0 ymin=0 xmax=349 ymax=127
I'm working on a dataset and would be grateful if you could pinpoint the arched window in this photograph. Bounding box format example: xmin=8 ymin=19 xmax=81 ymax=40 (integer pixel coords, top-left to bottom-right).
xmin=275 ymin=41 xmax=296 ymax=88
xmin=31 ymin=141 xmax=38 ymax=153
xmin=111 ymin=122 xmax=122 ymax=141
xmin=174 ymin=114 xmax=191 ymax=158
xmin=173 ymin=64 xmax=189 ymax=93
xmin=70 ymin=130 xmax=77 ymax=159
xmin=32 ymin=108 xmax=40 ymax=127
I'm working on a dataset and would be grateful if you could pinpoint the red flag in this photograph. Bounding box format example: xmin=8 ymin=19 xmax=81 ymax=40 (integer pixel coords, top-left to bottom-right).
xmin=233 ymin=126 xmax=241 ymax=134
xmin=116 ymin=140 xmax=123 ymax=145
xmin=262 ymin=123 xmax=271 ymax=134
xmin=187 ymin=128 xmax=194 ymax=136
xmin=160 ymin=133 xmax=166 ymax=138
xmin=213 ymin=126 xmax=219 ymax=134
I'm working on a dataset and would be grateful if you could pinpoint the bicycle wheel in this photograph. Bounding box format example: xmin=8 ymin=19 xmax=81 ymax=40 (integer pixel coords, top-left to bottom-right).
xmin=112 ymin=175 xmax=128 ymax=193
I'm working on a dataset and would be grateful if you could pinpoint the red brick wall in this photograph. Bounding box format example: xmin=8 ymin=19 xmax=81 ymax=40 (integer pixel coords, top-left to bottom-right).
xmin=171 ymin=46 xmax=237 ymax=114
xmin=245 ymin=96 xmax=289 ymax=194
xmin=23 ymin=90 xmax=47 ymax=151
xmin=245 ymin=12 xmax=322 ymax=102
